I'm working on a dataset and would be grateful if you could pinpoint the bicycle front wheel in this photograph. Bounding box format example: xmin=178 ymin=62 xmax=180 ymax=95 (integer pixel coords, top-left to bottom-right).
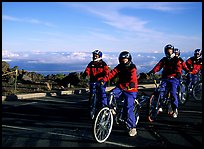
xmin=177 ymin=82 xmax=188 ymax=106
xmin=93 ymin=107 xmax=113 ymax=143
xmin=192 ymin=81 xmax=202 ymax=101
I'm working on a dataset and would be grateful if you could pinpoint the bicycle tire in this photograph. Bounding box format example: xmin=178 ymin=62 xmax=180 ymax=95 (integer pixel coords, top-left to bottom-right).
xmin=177 ymin=81 xmax=188 ymax=106
xmin=93 ymin=107 xmax=113 ymax=143
xmin=192 ymin=81 xmax=202 ymax=101
xmin=134 ymin=100 xmax=140 ymax=125
xmin=148 ymin=94 xmax=159 ymax=122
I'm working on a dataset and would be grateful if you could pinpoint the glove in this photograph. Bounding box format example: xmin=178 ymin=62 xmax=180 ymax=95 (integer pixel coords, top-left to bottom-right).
xmin=98 ymin=79 xmax=105 ymax=86
xmin=147 ymin=70 xmax=154 ymax=76
xmin=129 ymin=82 xmax=135 ymax=88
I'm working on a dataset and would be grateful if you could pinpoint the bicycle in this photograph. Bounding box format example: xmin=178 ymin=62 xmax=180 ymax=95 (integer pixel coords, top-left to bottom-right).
xmin=147 ymin=75 xmax=178 ymax=122
xmin=93 ymin=89 xmax=149 ymax=143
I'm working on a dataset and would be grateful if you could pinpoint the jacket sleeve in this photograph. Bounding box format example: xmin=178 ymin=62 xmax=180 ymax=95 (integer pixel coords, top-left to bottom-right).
xmin=128 ymin=67 xmax=138 ymax=90
xmin=103 ymin=66 xmax=119 ymax=82
xmin=104 ymin=63 xmax=110 ymax=75
xmin=186 ymin=58 xmax=193 ymax=70
xmin=152 ymin=58 xmax=164 ymax=73
xmin=182 ymin=61 xmax=190 ymax=73
xmin=84 ymin=63 xmax=91 ymax=76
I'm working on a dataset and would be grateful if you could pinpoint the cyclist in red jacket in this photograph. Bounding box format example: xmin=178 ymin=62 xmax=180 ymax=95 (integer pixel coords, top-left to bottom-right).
xmin=100 ymin=51 xmax=138 ymax=137
xmin=185 ymin=49 xmax=202 ymax=90
xmin=82 ymin=49 xmax=110 ymax=107
xmin=174 ymin=48 xmax=191 ymax=77
xmin=148 ymin=44 xmax=181 ymax=118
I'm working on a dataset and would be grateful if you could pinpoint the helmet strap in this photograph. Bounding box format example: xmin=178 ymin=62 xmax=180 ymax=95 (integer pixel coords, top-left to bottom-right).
xmin=93 ymin=57 xmax=102 ymax=61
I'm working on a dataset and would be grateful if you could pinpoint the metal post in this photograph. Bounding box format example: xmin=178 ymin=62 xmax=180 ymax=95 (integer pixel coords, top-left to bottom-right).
xmin=14 ymin=69 xmax=18 ymax=93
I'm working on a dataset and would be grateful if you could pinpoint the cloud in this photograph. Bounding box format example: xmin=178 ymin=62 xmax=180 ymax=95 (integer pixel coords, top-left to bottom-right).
xmin=3 ymin=15 xmax=55 ymax=27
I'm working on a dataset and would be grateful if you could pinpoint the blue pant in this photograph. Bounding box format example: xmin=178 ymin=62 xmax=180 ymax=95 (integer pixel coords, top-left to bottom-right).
xmin=112 ymin=87 xmax=137 ymax=129
xmin=159 ymin=78 xmax=180 ymax=110
xmin=89 ymin=82 xmax=107 ymax=107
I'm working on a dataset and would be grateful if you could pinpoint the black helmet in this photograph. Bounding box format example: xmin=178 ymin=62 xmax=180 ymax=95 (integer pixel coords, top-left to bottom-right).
xmin=164 ymin=44 xmax=174 ymax=57
xmin=92 ymin=49 xmax=102 ymax=61
xmin=194 ymin=49 xmax=202 ymax=58
xmin=118 ymin=51 xmax=132 ymax=63
xmin=92 ymin=49 xmax=102 ymax=58
xmin=174 ymin=48 xmax=180 ymax=56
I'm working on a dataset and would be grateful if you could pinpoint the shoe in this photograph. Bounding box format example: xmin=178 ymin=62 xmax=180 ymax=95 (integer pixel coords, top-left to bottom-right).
xmin=129 ymin=128 xmax=137 ymax=137
xmin=111 ymin=109 xmax=116 ymax=115
xmin=158 ymin=107 xmax=163 ymax=113
xmin=173 ymin=109 xmax=178 ymax=118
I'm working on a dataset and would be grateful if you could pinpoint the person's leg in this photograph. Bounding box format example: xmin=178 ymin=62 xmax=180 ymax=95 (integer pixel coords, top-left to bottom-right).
xmin=89 ymin=82 xmax=96 ymax=100
xmin=123 ymin=91 xmax=137 ymax=136
xmin=169 ymin=78 xmax=179 ymax=118
xmin=158 ymin=80 xmax=167 ymax=109
xmin=99 ymin=82 xmax=108 ymax=107
xmin=169 ymin=78 xmax=180 ymax=109
xmin=123 ymin=91 xmax=137 ymax=129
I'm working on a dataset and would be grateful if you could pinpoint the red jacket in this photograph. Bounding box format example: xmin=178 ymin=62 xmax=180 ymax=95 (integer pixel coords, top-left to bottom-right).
xmin=186 ymin=57 xmax=202 ymax=75
xmin=151 ymin=56 xmax=184 ymax=78
xmin=103 ymin=63 xmax=138 ymax=92
xmin=84 ymin=60 xmax=110 ymax=82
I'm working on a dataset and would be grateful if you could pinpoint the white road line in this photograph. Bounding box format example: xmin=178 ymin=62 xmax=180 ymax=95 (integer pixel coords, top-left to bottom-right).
xmin=105 ymin=141 xmax=135 ymax=147
xmin=3 ymin=102 xmax=38 ymax=109
xmin=2 ymin=125 xmax=33 ymax=130
xmin=18 ymin=102 xmax=38 ymax=106
xmin=2 ymin=124 xmax=135 ymax=147
xmin=34 ymin=98 xmax=84 ymax=104
xmin=179 ymin=110 xmax=202 ymax=114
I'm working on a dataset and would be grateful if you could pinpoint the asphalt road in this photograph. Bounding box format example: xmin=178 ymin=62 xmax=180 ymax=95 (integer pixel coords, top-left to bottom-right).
xmin=2 ymin=91 xmax=202 ymax=147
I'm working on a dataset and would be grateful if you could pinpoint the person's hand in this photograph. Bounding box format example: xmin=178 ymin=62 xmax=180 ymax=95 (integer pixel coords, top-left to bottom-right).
xmin=82 ymin=73 xmax=87 ymax=79
xmin=98 ymin=79 xmax=105 ymax=85
xmin=176 ymin=72 xmax=181 ymax=79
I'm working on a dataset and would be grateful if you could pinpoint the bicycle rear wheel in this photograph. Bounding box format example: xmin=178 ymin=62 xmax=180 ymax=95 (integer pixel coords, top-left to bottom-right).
xmin=148 ymin=94 xmax=159 ymax=122
xmin=192 ymin=81 xmax=202 ymax=101
xmin=93 ymin=107 xmax=113 ymax=143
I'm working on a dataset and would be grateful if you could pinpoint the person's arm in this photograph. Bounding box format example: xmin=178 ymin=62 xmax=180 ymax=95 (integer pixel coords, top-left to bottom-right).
xmin=82 ymin=63 xmax=91 ymax=78
xmin=149 ymin=58 xmax=164 ymax=74
xmin=103 ymin=65 xmax=119 ymax=82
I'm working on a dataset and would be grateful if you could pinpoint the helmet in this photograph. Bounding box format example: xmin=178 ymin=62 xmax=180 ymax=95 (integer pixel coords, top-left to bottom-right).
xmin=92 ymin=49 xmax=102 ymax=58
xmin=194 ymin=49 xmax=202 ymax=58
xmin=174 ymin=48 xmax=180 ymax=56
xmin=118 ymin=51 xmax=132 ymax=64
xmin=164 ymin=44 xmax=174 ymax=57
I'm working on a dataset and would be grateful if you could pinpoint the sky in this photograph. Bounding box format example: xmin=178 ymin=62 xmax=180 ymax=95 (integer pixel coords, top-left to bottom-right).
xmin=2 ymin=2 xmax=202 ymax=54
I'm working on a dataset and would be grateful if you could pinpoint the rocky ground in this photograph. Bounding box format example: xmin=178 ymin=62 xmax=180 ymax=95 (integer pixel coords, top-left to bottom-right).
xmin=2 ymin=61 xmax=158 ymax=96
